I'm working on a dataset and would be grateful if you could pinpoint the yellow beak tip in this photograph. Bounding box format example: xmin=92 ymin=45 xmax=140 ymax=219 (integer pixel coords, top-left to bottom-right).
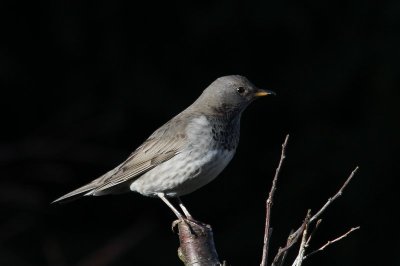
xmin=255 ymin=90 xmax=275 ymax=97
xmin=255 ymin=92 xmax=268 ymax=97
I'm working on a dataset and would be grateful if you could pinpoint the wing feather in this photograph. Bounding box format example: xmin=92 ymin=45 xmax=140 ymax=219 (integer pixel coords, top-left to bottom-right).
xmin=53 ymin=116 xmax=188 ymax=203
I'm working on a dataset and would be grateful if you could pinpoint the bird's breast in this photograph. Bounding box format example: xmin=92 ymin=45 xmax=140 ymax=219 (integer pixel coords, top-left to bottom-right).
xmin=186 ymin=115 xmax=240 ymax=151
xmin=130 ymin=115 xmax=239 ymax=197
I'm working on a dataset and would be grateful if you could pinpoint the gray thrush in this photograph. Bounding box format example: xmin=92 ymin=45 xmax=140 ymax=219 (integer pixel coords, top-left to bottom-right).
xmin=53 ymin=75 xmax=275 ymax=219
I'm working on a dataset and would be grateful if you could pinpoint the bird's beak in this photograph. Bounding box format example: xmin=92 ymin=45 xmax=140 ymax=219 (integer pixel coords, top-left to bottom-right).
xmin=254 ymin=89 xmax=276 ymax=97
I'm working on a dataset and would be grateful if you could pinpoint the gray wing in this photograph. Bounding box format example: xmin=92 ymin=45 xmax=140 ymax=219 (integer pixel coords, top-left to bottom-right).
xmin=52 ymin=117 xmax=188 ymax=203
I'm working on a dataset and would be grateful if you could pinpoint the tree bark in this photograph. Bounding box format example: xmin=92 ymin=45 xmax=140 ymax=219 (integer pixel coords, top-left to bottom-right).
xmin=175 ymin=219 xmax=221 ymax=266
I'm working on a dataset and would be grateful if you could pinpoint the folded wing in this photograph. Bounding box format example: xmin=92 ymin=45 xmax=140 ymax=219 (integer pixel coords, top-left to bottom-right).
xmin=52 ymin=119 xmax=187 ymax=203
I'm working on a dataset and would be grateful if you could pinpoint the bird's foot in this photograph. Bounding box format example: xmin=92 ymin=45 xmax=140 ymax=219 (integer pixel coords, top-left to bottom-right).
xmin=171 ymin=219 xmax=183 ymax=232
xmin=171 ymin=217 xmax=208 ymax=235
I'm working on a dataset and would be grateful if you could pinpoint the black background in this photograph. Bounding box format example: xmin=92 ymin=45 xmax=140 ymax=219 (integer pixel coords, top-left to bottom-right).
xmin=1 ymin=0 xmax=399 ymax=265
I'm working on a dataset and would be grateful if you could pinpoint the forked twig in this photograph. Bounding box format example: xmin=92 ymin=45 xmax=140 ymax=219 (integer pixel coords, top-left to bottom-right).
xmin=309 ymin=167 xmax=359 ymax=224
xmin=271 ymin=166 xmax=359 ymax=265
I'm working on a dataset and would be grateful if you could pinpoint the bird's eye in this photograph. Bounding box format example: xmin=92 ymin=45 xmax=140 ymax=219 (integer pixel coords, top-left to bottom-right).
xmin=237 ymin=87 xmax=245 ymax=94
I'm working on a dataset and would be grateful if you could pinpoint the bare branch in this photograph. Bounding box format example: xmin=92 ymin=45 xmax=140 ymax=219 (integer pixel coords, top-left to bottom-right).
xmin=172 ymin=135 xmax=359 ymax=266
xmin=304 ymin=226 xmax=360 ymax=260
xmin=271 ymin=166 xmax=359 ymax=266
xmin=291 ymin=210 xmax=311 ymax=266
xmin=260 ymin=134 xmax=289 ymax=266
xmin=310 ymin=167 xmax=359 ymax=224
xmin=292 ymin=167 xmax=359 ymax=239
xmin=176 ymin=219 xmax=221 ymax=266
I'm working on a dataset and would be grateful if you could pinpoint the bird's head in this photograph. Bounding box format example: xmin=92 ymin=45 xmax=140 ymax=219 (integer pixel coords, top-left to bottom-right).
xmin=196 ymin=75 xmax=275 ymax=115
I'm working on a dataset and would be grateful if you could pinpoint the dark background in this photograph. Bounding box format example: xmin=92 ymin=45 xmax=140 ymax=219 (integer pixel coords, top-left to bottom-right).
xmin=1 ymin=0 xmax=399 ymax=265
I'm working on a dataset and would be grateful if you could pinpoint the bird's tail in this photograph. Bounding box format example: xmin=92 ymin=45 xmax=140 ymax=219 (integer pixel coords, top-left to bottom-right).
xmin=51 ymin=183 xmax=97 ymax=204
xmin=52 ymin=163 xmax=124 ymax=204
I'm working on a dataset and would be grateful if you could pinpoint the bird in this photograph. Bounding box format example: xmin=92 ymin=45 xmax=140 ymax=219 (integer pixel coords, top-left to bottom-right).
xmin=53 ymin=75 xmax=275 ymax=220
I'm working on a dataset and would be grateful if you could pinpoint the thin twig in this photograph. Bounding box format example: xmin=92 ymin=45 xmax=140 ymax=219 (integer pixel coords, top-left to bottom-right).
xmin=276 ymin=229 xmax=294 ymax=266
xmin=309 ymin=167 xmax=359 ymax=224
xmin=260 ymin=134 xmax=289 ymax=266
xmin=304 ymin=226 xmax=360 ymax=260
xmin=306 ymin=219 xmax=322 ymax=246
xmin=292 ymin=210 xmax=311 ymax=266
xmin=292 ymin=167 xmax=359 ymax=240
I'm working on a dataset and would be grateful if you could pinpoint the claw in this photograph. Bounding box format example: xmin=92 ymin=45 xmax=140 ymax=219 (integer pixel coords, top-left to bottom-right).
xmin=172 ymin=219 xmax=185 ymax=232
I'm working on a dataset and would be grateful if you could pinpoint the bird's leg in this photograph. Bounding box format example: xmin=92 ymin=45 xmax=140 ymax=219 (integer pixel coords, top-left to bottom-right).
xmin=177 ymin=197 xmax=208 ymax=235
xmin=157 ymin=193 xmax=204 ymax=234
xmin=177 ymin=197 xmax=194 ymax=220
xmin=158 ymin=193 xmax=196 ymax=232
xmin=157 ymin=193 xmax=184 ymax=220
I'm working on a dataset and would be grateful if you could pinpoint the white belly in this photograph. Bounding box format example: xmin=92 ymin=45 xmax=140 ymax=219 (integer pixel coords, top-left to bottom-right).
xmin=130 ymin=148 xmax=235 ymax=197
